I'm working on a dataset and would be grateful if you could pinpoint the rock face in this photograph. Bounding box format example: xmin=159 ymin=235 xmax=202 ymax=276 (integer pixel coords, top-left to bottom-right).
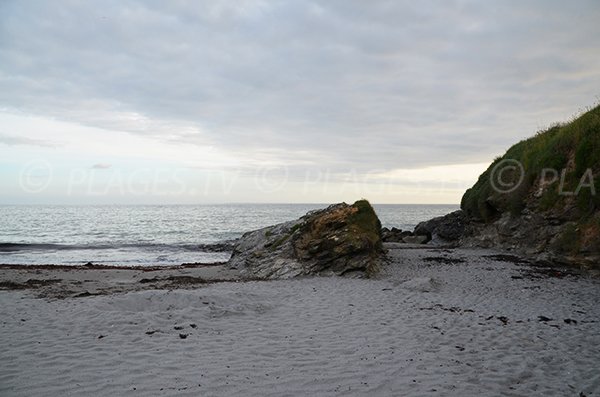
xmin=228 ymin=200 xmax=384 ymax=279
xmin=416 ymin=208 xmax=599 ymax=265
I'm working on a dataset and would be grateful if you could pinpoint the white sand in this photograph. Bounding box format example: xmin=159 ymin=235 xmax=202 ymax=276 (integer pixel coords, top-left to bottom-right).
xmin=1 ymin=247 xmax=599 ymax=396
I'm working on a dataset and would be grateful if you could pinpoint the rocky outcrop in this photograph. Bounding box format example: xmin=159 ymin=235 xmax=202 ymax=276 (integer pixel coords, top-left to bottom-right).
xmin=381 ymin=227 xmax=418 ymax=243
xmin=228 ymin=200 xmax=384 ymax=279
xmin=414 ymin=210 xmax=470 ymax=246
xmin=416 ymin=208 xmax=599 ymax=265
xmin=415 ymin=104 xmax=600 ymax=267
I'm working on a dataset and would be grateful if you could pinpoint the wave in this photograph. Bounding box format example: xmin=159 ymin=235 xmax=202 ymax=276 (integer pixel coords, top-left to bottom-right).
xmin=0 ymin=241 xmax=236 ymax=253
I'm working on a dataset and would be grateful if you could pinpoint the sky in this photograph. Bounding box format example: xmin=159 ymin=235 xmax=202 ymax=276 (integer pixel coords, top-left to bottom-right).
xmin=1 ymin=0 xmax=599 ymax=204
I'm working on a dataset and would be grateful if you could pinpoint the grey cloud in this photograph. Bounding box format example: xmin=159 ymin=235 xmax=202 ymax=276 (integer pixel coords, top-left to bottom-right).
xmin=91 ymin=163 xmax=112 ymax=169
xmin=0 ymin=133 xmax=55 ymax=147
xmin=0 ymin=0 xmax=599 ymax=173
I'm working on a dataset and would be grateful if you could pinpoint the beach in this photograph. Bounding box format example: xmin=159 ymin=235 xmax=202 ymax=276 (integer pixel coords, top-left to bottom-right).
xmin=1 ymin=244 xmax=599 ymax=396
xmin=3 ymin=1 xmax=599 ymax=395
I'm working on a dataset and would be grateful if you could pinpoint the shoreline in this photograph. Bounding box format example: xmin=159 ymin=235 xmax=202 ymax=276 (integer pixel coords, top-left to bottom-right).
xmin=0 ymin=262 xmax=227 ymax=271
xmin=1 ymin=244 xmax=597 ymax=300
xmin=0 ymin=260 xmax=241 ymax=299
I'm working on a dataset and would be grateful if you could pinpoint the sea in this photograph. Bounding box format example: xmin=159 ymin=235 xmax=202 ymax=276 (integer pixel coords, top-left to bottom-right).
xmin=0 ymin=204 xmax=458 ymax=266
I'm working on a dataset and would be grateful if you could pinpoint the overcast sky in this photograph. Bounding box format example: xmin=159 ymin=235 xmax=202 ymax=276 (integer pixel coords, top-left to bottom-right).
xmin=1 ymin=0 xmax=599 ymax=204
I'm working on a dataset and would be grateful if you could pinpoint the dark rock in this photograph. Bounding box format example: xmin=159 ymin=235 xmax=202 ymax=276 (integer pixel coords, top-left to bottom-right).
xmin=381 ymin=227 xmax=392 ymax=241
xmin=228 ymin=200 xmax=384 ymax=279
xmin=381 ymin=227 xmax=413 ymax=243
xmin=414 ymin=210 xmax=468 ymax=244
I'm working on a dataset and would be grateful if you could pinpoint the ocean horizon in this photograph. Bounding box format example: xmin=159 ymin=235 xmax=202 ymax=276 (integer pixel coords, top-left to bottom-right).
xmin=0 ymin=203 xmax=458 ymax=266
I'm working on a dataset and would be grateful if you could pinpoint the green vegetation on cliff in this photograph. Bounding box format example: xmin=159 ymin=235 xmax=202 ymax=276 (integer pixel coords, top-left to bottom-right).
xmin=461 ymin=104 xmax=600 ymax=256
xmin=462 ymin=104 xmax=600 ymax=221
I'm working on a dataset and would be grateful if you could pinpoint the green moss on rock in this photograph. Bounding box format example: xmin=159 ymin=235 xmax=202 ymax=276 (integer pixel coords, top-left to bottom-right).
xmin=229 ymin=199 xmax=385 ymax=278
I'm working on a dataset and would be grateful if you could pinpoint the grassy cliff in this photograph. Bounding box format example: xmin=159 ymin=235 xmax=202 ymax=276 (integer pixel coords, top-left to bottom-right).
xmin=460 ymin=104 xmax=600 ymax=257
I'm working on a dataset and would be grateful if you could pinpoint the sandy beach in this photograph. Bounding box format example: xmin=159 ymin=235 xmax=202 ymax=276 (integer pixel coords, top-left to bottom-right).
xmin=3 ymin=1 xmax=599 ymax=395
xmin=1 ymin=244 xmax=599 ymax=396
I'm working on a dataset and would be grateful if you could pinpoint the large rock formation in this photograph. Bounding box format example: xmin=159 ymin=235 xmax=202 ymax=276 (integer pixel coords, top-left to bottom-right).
xmin=416 ymin=104 xmax=600 ymax=266
xmin=228 ymin=200 xmax=384 ymax=279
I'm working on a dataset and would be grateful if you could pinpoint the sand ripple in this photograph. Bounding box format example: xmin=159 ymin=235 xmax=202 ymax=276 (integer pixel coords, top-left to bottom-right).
xmin=1 ymin=248 xmax=599 ymax=396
